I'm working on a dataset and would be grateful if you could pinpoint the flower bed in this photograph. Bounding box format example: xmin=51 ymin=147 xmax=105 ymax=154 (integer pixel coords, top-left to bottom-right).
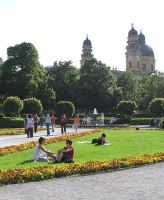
xmin=0 ymin=127 xmax=47 ymax=136
xmin=0 ymin=129 xmax=102 ymax=156
xmin=0 ymin=152 xmax=164 ymax=184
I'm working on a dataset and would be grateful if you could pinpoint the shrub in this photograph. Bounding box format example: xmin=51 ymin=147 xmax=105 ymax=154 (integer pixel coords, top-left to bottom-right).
xmin=0 ymin=117 xmax=24 ymax=128
xmin=22 ymin=97 xmax=43 ymax=114
xmin=3 ymin=96 xmax=23 ymax=115
xmin=149 ymin=118 xmax=154 ymax=126
xmin=55 ymin=101 xmax=75 ymax=117
xmin=130 ymin=118 xmax=153 ymax=125
xmin=149 ymin=98 xmax=164 ymax=117
xmin=117 ymin=101 xmax=137 ymax=119
xmin=0 ymin=113 xmax=5 ymax=118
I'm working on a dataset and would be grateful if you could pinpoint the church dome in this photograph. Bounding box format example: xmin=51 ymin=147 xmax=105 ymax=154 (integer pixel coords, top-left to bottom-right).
xmin=138 ymin=32 xmax=145 ymax=44
xmin=128 ymin=26 xmax=138 ymax=36
xmin=140 ymin=44 xmax=154 ymax=57
xmin=83 ymin=36 xmax=91 ymax=46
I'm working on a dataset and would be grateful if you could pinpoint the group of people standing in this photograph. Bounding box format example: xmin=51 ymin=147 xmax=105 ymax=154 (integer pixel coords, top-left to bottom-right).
xmin=24 ymin=113 xmax=80 ymax=138
xmin=24 ymin=113 xmax=56 ymax=138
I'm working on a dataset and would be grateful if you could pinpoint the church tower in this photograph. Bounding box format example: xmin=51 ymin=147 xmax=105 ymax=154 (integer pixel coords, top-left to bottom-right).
xmin=81 ymin=35 xmax=93 ymax=65
xmin=126 ymin=24 xmax=155 ymax=75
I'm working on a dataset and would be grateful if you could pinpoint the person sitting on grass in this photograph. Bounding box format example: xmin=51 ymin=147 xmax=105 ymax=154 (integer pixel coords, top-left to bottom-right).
xmin=55 ymin=140 xmax=74 ymax=163
xmin=92 ymin=133 xmax=108 ymax=145
xmin=34 ymin=137 xmax=56 ymax=162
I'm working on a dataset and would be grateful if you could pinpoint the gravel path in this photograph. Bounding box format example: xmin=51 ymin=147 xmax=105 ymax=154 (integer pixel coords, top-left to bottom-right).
xmin=0 ymin=162 xmax=164 ymax=200
xmin=0 ymin=128 xmax=93 ymax=147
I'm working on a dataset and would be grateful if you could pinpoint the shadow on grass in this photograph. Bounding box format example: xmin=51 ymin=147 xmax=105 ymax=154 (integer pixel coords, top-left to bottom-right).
xmin=19 ymin=159 xmax=34 ymax=164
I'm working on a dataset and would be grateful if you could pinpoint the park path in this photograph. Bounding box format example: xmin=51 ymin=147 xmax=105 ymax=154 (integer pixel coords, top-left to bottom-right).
xmin=0 ymin=162 xmax=164 ymax=200
xmin=0 ymin=127 xmax=94 ymax=147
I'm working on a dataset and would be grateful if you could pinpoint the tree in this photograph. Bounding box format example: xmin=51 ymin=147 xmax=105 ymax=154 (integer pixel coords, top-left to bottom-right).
xmin=3 ymin=96 xmax=23 ymax=116
xmin=116 ymin=72 xmax=137 ymax=101
xmin=136 ymin=73 xmax=164 ymax=110
xmin=55 ymin=101 xmax=75 ymax=117
xmin=148 ymin=98 xmax=164 ymax=117
xmin=79 ymin=59 xmax=118 ymax=112
xmin=36 ymin=85 xmax=56 ymax=111
xmin=47 ymin=61 xmax=79 ymax=104
xmin=0 ymin=42 xmax=46 ymax=98
xmin=23 ymin=97 xmax=43 ymax=114
xmin=117 ymin=100 xmax=137 ymax=119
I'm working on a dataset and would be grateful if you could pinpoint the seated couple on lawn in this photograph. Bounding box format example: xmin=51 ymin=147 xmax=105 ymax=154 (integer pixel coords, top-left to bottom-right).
xmin=92 ymin=133 xmax=108 ymax=145
xmin=34 ymin=137 xmax=74 ymax=163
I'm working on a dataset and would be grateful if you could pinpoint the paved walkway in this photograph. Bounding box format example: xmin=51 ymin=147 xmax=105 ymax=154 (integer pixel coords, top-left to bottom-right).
xmin=0 ymin=128 xmax=93 ymax=147
xmin=0 ymin=162 xmax=164 ymax=200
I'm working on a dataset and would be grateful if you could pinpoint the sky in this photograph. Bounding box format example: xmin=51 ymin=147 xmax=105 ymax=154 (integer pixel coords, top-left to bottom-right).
xmin=0 ymin=0 xmax=163 ymax=72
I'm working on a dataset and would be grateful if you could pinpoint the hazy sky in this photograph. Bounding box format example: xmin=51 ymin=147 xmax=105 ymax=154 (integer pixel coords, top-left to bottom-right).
xmin=0 ymin=0 xmax=163 ymax=72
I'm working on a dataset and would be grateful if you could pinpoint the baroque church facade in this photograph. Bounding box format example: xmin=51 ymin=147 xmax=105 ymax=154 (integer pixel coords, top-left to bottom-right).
xmin=81 ymin=25 xmax=155 ymax=76
xmin=126 ymin=25 xmax=155 ymax=75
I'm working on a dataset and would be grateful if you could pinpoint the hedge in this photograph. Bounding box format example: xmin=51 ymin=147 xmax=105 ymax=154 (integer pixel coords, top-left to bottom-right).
xmin=0 ymin=117 xmax=24 ymax=128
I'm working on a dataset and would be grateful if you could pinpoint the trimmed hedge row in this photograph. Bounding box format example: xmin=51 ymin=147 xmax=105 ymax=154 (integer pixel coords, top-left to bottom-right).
xmin=0 ymin=117 xmax=24 ymax=128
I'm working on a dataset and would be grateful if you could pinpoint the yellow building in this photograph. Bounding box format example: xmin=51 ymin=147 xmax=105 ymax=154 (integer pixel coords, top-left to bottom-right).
xmin=126 ymin=25 xmax=155 ymax=75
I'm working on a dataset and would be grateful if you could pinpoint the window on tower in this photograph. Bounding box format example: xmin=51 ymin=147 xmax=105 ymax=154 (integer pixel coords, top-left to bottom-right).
xmin=129 ymin=61 xmax=132 ymax=68
xmin=151 ymin=64 xmax=154 ymax=71
xmin=142 ymin=64 xmax=146 ymax=71
xmin=137 ymin=61 xmax=139 ymax=68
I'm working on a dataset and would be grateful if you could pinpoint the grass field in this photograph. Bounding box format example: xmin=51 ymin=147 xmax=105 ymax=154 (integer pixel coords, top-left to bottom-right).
xmin=1 ymin=129 xmax=164 ymax=170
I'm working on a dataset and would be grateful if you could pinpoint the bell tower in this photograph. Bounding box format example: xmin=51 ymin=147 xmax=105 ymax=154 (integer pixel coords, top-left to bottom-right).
xmin=81 ymin=35 xmax=93 ymax=66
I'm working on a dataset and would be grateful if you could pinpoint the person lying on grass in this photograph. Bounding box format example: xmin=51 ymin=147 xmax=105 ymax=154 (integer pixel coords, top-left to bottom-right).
xmin=55 ymin=140 xmax=74 ymax=163
xmin=92 ymin=133 xmax=108 ymax=145
xmin=34 ymin=137 xmax=56 ymax=162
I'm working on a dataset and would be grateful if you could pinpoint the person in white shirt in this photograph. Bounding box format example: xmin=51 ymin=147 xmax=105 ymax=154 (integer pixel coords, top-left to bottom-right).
xmin=26 ymin=114 xmax=34 ymax=138
xmin=34 ymin=137 xmax=56 ymax=161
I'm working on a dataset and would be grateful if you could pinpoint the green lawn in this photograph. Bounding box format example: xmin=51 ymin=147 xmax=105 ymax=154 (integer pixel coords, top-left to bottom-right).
xmin=1 ymin=129 xmax=164 ymax=169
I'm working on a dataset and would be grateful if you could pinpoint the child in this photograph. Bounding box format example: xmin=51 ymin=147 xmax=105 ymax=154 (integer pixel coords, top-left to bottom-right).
xmin=55 ymin=140 xmax=74 ymax=163
xmin=34 ymin=137 xmax=56 ymax=161
xmin=92 ymin=133 xmax=107 ymax=145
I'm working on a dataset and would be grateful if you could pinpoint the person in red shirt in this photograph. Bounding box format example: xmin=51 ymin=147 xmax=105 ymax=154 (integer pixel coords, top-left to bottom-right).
xmin=60 ymin=114 xmax=67 ymax=134
xmin=55 ymin=140 xmax=74 ymax=163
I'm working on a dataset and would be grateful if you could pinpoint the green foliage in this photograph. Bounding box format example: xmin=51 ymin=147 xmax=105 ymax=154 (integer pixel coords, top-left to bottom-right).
xmin=23 ymin=97 xmax=43 ymax=114
xmin=136 ymin=73 xmax=164 ymax=110
xmin=36 ymin=87 xmax=56 ymax=111
xmin=0 ymin=117 xmax=24 ymax=128
xmin=148 ymin=98 xmax=164 ymax=117
xmin=0 ymin=42 xmax=46 ymax=98
xmin=117 ymin=100 xmax=137 ymax=119
xmin=116 ymin=72 xmax=137 ymax=101
xmin=149 ymin=118 xmax=155 ymax=126
xmin=79 ymin=59 xmax=119 ymax=111
xmin=0 ymin=113 xmax=5 ymax=118
xmin=55 ymin=101 xmax=75 ymax=117
xmin=3 ymin=96 xmax=23 ymax=115
xmin=47 ymin=61 xmax=79 ymax=104
xmin=130 ymin=118 xmax=153 ymax=125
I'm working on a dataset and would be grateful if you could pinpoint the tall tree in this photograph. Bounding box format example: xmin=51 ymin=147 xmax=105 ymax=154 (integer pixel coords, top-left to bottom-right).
xmin=78 ymin=59 xmax=119 ymax=112
xmin=47 ymin=61 xmax=79 ymax=104
xmin=116 ymin=72 xmax=137 ymax=101
xmin=0 ymin=42 xmax=45 ymax=98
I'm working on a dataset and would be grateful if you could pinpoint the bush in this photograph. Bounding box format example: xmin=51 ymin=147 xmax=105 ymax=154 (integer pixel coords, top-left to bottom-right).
xmin=149 ymin=98 xmax=164 ymax=117
xmin=117 ymin=101 xmax=137 ymax=119
xmin=22 ymin=97 xmax=43 ymax=114
xmin=3 ymin=96 xmax=23 ymax=115
xmin=55 ymin=101 xmax=75 ymax=118
xmin=0 ymin=113 xmax=5 ymax=118
xmin=0 ymin=117 xmax=24 ymax=128
xmin=130 ymin=118 xmax=153 ymax=125
xmin=149 ymin=118 xmax=154 ymax=126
